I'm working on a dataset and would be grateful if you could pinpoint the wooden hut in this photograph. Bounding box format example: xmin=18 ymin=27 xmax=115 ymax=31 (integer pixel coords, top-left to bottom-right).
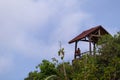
xmin=68 ymin=25 xmax=110 ymax=59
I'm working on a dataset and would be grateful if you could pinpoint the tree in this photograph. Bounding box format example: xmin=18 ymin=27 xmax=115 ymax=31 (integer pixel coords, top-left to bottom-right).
xmin=24 ymin=60 xmax=58 ymax=80
xmin=57 ymin=62 xmax=74 ymax=80
xmin=96 ymin=32 xmax=120 ymax=79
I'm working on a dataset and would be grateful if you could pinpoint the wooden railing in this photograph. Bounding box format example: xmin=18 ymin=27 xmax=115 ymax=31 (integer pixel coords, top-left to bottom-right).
xmin=81 ymin=50 xmax=99 ymax=56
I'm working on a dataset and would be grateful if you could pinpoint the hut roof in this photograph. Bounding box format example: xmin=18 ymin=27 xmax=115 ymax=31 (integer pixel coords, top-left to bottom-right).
xmin=69 ymin=25 xmax=110 ymax=44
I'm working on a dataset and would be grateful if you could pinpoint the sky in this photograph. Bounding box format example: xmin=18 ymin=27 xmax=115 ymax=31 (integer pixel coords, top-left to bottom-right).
xmin=0 ymin=0 xmax=120 ymax=80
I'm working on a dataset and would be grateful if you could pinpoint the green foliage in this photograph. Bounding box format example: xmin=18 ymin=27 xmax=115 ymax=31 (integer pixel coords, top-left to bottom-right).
xmin=25 ymin=32 xmax=120 ymax=80
xmin=57 ymin=62 xmax=74 ymax=80
xmin=24 ymin=71 xmax=41 ymax=80
xmin=24 ymin=60 xmax=58 ymax=80
xmin=58 ymin=48 xmax=64 ymax=60
xmin=96 ymin=32 xmax=120 ymax=80
xmin=45 ymin=75 xmax=57 ymax=80
xmin=38 ymin=60 xmax=57 ymax=75
xmin=72 ymin=55 xmax=98 ymax=80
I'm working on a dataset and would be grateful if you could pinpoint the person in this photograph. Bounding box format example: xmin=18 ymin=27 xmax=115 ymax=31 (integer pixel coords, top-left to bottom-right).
xmin=75 ymin=48 xmax=81 ymax=59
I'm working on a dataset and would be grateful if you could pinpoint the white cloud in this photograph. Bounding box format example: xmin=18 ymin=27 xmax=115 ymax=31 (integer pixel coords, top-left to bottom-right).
xmin=0 ymin=0 xmax=91 ymax=56
xmin=0 ymin=0 xmax=93 ymax=76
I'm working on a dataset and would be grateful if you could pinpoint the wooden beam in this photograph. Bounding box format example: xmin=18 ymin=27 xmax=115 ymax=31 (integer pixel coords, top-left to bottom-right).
xmin=80 ymin=40 xmax=93 ymax=42
xmin=91 ymin=34 xmax=101 ymax=37
xmin=80 ymin=40 xmax=90 ymax=42
xmin=80 ymin=37 xmax=88 ymax=40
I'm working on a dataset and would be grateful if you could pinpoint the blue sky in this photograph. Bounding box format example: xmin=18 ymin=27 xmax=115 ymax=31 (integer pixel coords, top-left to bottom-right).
xmin=0 ymin=0 xmax=120 ymax=80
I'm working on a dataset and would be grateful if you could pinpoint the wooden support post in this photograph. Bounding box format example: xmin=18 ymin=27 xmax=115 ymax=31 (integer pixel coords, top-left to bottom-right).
xmin=89 ymin=41 xmax=92 ymax=55
xmin=89 ymin=36 xmax=92 ymax=55
xmin=74 ymin=41 xmax=78 ymax=59
xmin=93 ymin=42 xmax=96 ymax=55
